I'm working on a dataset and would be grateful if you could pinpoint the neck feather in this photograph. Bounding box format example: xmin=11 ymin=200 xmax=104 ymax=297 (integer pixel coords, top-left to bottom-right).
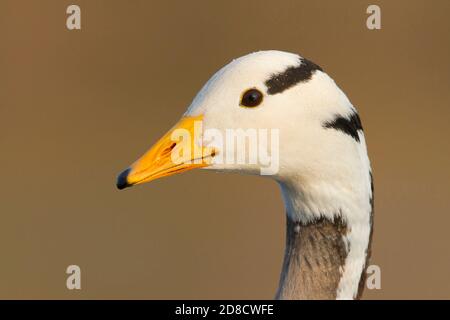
xmin=276 ymin=176 xmax=373 ymax=300
xmin=275 ymin=216 xmax=348 ymax=299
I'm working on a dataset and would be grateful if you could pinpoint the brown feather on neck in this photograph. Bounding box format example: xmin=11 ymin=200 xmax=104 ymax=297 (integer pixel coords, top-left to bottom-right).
xmin=275 ymin=216 xmax=349 ymax=300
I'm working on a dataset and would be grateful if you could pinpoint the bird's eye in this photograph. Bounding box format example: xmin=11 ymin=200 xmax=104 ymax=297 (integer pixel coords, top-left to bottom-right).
xmin=240 ymin=88 xmax=263 ymax=108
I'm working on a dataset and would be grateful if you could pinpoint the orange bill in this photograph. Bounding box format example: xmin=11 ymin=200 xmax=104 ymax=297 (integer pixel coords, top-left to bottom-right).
xmin=116 ymin=115 xmax=215 ymax=189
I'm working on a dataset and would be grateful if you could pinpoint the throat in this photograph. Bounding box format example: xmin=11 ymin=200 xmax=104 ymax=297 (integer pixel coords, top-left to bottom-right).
xmin=276 ymin=177 xmax=373 ymax=299
xmin=275 ymin=216 xmax=348 ymax=300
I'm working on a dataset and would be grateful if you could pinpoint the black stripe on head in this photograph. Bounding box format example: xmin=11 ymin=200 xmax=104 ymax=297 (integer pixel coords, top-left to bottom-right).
xmin=265 ymin=57 xmax=322 ymax=95
xmin=323 ymin=112 xmax=363 ymax=142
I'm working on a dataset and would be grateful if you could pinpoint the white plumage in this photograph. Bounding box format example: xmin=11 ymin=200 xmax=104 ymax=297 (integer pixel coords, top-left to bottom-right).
xmin=118 ymin=50 xmax=373 ymax=300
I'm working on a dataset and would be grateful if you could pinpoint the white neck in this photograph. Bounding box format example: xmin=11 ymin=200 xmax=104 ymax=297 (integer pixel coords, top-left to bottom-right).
xmin=276 ymin=168 xmax=373 ymax=299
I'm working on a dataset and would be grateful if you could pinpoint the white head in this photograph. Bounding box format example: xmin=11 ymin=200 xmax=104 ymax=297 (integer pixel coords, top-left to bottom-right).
xmin=185 ymin=51 xmax=370 ymax=189
xmin=118 ymin=48 xmax=373 ymax=229
xmin=117 ymin=50 xmax=373 ymax=299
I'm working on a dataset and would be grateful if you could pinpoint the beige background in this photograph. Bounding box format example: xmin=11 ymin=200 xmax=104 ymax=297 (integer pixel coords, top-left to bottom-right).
xmin=1 ymin=0 xmax=449 ymax=299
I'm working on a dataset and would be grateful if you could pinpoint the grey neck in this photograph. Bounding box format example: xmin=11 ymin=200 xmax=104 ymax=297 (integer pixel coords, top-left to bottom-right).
xmin=275 ymin=215 xmax=349 ymax=300
xmin=275 ymin=173 xmax=374 ymax=300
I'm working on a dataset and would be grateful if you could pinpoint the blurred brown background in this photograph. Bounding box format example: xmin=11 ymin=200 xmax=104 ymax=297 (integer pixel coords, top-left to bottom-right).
xmin=1 ymin=0 xmax=449 ymax=299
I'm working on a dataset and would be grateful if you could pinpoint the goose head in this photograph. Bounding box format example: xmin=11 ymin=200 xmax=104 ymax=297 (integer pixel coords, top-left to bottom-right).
xmin=116 ymin=50 xmax=373 ymax=300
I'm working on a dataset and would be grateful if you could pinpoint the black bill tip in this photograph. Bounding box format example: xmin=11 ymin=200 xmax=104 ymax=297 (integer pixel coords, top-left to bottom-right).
xmin=116 ymin=168 xmax=131 ymax=190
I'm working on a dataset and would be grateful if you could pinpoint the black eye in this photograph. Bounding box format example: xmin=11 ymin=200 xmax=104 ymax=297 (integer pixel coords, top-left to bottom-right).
xmin=240 ymin=88 xmax=263 ymax=107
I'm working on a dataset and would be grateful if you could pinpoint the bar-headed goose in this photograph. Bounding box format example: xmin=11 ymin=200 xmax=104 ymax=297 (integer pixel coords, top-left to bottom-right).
xmin=117 ymin=50 xmax=374 ymax=300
